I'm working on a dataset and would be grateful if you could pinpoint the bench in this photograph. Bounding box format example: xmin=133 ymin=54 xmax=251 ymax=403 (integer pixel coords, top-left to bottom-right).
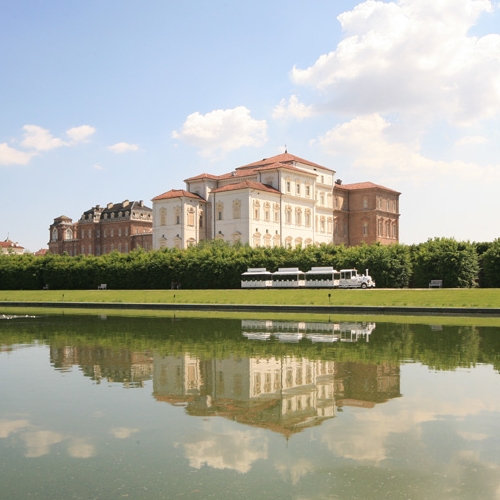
xmin=97 ymin=284 xmax=107 ymax=290
xmin=429 ymin=280 xmax=443 ymax=288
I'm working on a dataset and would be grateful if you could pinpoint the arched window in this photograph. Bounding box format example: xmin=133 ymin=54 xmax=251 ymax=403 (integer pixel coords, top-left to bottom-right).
xmin=51 ymin=228 xmax=58 ymax=241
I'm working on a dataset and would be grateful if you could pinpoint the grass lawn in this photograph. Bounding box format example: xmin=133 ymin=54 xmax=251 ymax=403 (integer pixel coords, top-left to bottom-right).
xmin=1 ymin=288 xmax=500 ymax=308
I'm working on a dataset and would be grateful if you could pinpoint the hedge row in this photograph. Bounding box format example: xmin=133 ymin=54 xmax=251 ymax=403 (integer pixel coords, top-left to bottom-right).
xmin=1 ymin=237 xmax=498 ymax=290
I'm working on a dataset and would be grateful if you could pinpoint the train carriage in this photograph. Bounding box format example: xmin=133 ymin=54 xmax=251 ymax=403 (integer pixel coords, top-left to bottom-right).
xmin=272 ymin=267 xmax=306 ymax=288
xmin=240 ymin=268 xmax=273 ymax=288
xmin=305 ymin=266 xmax=340 ymax=288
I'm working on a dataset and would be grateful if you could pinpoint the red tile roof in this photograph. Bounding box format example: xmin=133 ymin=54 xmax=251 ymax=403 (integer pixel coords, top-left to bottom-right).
xmin=183 ymin=172 xmax=220 ymax=182
xmin=211 ymin=180 xmax=280 ymax=195
xmin=238 ymin=152 xmax=333 ymax=172
xmin=152 ymin=189 xmax=206 ymax=201
xmin=0 ymin=239 xmax=24 ymax=250
xmin=336 ymin=182 xmax=401 ymax=194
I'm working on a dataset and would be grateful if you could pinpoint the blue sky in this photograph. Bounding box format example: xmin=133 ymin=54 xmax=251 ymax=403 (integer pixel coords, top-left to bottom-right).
xmin=1 ymin=0 xmax=500 ymax=252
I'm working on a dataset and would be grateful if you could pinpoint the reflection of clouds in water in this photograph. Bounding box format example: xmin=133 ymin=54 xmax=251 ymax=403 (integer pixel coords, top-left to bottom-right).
xmin=0 ymin=419 xmax=30 ymax=438
xmin=182 ymin=425 xmax=268 ymax=473
xmin=67 ymin=438 xmax=95 ymax=458
xmin=1 ymin=419 xmax=97 ymax=458
xmin=110 ymin=427 xmax=140 ymax=439
xmin=22 ymin=431 xmax=96 ymax=459
xmin=274 ymin=458 xmax=314 ymax=485
xmin=323 ymin=389 xmax=500 ymax=465
xmin=22 ymin=430 xmax=65 ymax=457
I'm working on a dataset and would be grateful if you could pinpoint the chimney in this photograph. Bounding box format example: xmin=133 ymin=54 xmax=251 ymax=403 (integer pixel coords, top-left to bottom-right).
xmin=107 ymin=202 xmax=113 ymax=209
xmin=122 ymin=200 xmax=129 ymax=207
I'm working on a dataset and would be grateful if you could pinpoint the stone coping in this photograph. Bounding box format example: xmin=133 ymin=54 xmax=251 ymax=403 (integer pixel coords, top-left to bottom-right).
xmin=1 ymin=302 xmax=500 ymax=317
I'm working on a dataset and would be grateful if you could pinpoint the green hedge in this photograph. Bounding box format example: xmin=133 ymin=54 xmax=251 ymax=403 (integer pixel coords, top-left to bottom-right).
xmin=0 ymin=237 xmax=496 ymax=290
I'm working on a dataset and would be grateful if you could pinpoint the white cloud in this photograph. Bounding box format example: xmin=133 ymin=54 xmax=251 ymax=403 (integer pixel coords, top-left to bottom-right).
xmin=291 ymin=0 xmax=500 ymax=124
xmin=20 ymin=125 xmax=66 ymax=151
xmin=92 ymin=163 xmax=104 ymax=170
xmin=66 ymin=125 xmax=95 ymax=144
xmin=108 ymin=142 xmax=140 ymax=153
xmin=316 ymin=114 xmax=500 ymax=184
xmin=455 ymin=135 xmax=488 ymax=146
xmin=172 ymin=106 xmax=267 ymax=159
xmin=272 ymin=95 xmax=314 ymax=120
xmin=0 ymin=124 xmax=96 ymax=166
xmin=0 ymin=143 xmax=36 ymax=166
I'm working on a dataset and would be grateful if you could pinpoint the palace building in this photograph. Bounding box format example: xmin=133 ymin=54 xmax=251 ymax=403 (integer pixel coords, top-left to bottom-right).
xmin=152 ymin=152 xmax=400 ymax=250
xmin=48 ymin=200 xmax=152 ymax=256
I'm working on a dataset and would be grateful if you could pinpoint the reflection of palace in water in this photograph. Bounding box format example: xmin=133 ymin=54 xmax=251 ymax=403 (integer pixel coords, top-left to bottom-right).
xmin=50 ymin=345 xmax=154 ymax=388
xmin=49 ymin=320 xmax=400 ymax=436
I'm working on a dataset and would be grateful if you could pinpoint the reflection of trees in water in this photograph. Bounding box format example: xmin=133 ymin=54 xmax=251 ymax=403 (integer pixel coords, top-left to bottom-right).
xmin=2 ymin=314 xmax=500 ymax=372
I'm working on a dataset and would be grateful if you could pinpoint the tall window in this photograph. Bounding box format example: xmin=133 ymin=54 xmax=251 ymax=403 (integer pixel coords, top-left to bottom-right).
xmin=264 ymin=202 xmax=270 ymax=222
xmin=295 ymin=208 xmax=302 ymax=226
xmin=216 ymin=202 xmax=224 ymax=221
xmin=187 ymin=208 xmax=195 ymax=226
xmin=160 ymin=208 xmax=166 ymax=226
xmin=233 ymin=200 xmax=241 ymax=219
xmin=253 ymin=200 xmax=260 ymax=220
xmin=305 ymin=210 xmax=311 ymax=227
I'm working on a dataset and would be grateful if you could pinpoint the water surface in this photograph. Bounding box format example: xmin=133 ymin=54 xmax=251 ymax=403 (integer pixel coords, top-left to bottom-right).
xmin=1 ymin=314 xmax=500 ymax=499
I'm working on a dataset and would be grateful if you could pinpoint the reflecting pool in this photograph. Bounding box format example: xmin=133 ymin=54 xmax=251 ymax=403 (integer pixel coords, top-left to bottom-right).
xmin=1 ymin=313 xmax=500 ymax=499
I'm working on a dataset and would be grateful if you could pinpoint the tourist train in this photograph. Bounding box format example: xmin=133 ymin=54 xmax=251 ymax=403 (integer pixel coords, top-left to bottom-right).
xmin=241 ymin=266 xmax=376 ymax=289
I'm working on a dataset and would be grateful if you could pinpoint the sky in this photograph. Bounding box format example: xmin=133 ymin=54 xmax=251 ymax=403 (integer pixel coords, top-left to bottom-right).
xmin=1 ymin=0 xmax=500 ymax=252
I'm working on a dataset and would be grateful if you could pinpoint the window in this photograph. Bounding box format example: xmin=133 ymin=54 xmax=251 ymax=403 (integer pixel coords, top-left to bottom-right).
xmin=320 ymin=193 xmax=325 ymax=205
xmin=264 ymin=202 xmax=270 ymax=222
xmin=253 ymin=201 xmax=260 ymax=220
xmin=199 ymin=210 xmax=204 ymax=228
xmin=160 ymin=208 xmax=166 ymax=226
xmin=320 ymin=217 xmax=325 ymax=232
xmin=305 ymin=210 xmax=311 ymax=227
xmin=118 ymin=228 xmax=122 ymax=237
xmin=274 ymin=204 xmax=280 ymax=223
xmin=111 ymin=229 xmax=114 ymax=237
xmin=125 ymin=228 xmax=128 ymax=236
xmin=285 ymin=206 xmax=292 ymax=224
xmin=51 ymin=228 xmax=58 ymax=241
xmin=81 ymin=230 xmax=84 ymax=239
xmin=296 ymin=182 xmax=301 ymax=195
xmin=187 ymin=208 xmax=195 ymax=226
xmin=363 ymin=197 xmax=368 ymax=209
xmin=65 ymin=229 xmax=73 ymax=240
xmin=305 ymin=184 xmax=311 ymax=197
xmin=363 ymin=222 xmax=368 ymax=236
xmin=216 ymin=202 xmax=224 ymax=221
xmin=295 ymin=208 xmax=302 ymax=226
xmin=233 ymin=200 xmax=241 ymax=219
xmin=286 ymin=180 xmax=291 ymax=193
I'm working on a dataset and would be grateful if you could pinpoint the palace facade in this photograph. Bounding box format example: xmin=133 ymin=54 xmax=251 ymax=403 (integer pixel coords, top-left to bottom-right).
xmin=48 ymin=200 xmax=153 ymax=256
xmin=152 ymin=152 xmax=400 ymax=250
